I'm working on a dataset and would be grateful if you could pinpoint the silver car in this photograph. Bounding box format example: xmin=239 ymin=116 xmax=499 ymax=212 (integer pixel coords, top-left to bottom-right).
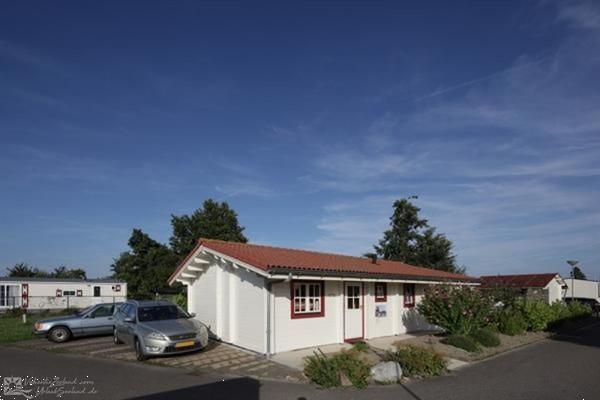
xmin=33 ymin=303 xmax=119 ymax=343
xmin=113 ymin=300 xmax=209 ymax=361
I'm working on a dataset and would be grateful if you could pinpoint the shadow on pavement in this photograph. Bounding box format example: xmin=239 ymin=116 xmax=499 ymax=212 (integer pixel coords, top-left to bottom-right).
xmin=549 ymin=318 xmax=600 ymax=348
xmin=126 ymin=377 xmax=261 ymax=400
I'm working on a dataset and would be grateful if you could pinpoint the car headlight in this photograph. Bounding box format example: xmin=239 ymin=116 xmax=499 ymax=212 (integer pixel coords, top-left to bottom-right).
xmin=198 ymin=325 xmax=207 ymax=337
xmin=145 ymin=332 xmax=167 ymax=341
xmin=34 ymin=322 xmax=49 ymax=331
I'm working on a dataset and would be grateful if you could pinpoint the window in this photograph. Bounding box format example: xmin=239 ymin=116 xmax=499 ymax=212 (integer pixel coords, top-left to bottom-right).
xmin=63 ymin=290 xmax=76 ymax=296
xmin=404 ymin=283 xmax=415 ymax=307
xmin=0 ymin=285 xmax=19 ymax=307
xmin=291 ymin=281 xmax=325 ymax=318
xmin=93 ymin=286 xmax=101 ymax=297
xmin=346 ymin=284 xmax=361 ymax=309
xmin=375 ymin=282 xmax=387 ymax=302
xmin=91 ymin=305 xmax=113 ymax=318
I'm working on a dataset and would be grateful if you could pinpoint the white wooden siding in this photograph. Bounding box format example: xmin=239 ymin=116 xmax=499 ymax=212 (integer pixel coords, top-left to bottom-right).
xmin=230 ymin=266 xmax=266 ymax=353
xmin=189 ymin=264 xmax=217 ymax=335
xmin=272 ymin=281 xmax=342 ymax=353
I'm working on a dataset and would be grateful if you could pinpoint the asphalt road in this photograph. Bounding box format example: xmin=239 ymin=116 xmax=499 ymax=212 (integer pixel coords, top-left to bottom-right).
xmin=1 ymin=321 xmax=599 ymax=400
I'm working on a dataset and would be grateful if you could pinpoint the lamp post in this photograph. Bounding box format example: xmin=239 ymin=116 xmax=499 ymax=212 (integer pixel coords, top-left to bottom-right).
xmin=567 ymin=260 xmax=579 ymax=302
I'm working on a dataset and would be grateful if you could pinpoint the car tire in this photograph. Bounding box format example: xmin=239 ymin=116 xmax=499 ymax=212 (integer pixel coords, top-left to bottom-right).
xmin=48 ymin=326 xmax=71 ymax=343
xmin=134 ymin=338 xmax=147 ymax=361
xmin=113 ymin=328 xmax=122 ymax=345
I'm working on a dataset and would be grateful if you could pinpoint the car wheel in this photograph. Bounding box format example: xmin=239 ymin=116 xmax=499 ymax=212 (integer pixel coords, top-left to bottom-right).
xmin=49 ymin=326 xmax=71 ymax=343
xmin=134 ymin=338 xmax=147 ymax=361
xmin=113 ymin=328 xmax=122 ymax=345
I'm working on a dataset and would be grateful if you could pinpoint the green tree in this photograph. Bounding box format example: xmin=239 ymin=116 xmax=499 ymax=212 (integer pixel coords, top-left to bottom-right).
xmin=570 ymin=266 xmax=587 ymax=280
xmin=373 ymin=199 xmax=465 ymax=274
xmin=170 ymin=199 xmax=247 ymax=258
xmin=52 ymin=266 xmax=87 ymax=280
xmin=6 ymin=262 xmax=40 ymax=277
xmin=111 ymin=229 xmax=180 ymax=298
xmin=373 ymin=199 xmax=428 ymax=262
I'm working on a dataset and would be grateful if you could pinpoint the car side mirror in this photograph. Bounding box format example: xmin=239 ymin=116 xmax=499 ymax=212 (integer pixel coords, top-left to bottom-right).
xmin=189 ymin=312 xmax=196 ymax=318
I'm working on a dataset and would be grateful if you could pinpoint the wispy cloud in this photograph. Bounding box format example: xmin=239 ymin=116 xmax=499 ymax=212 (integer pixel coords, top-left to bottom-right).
xmin=215 ymin=178 xmax=276 ymax=199
xmin=305 ymin=0 xmax=600 ymax=275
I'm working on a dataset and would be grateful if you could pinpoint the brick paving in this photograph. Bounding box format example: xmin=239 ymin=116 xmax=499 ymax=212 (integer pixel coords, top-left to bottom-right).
xmin=15 ymin=336 xmax=305 ymax=382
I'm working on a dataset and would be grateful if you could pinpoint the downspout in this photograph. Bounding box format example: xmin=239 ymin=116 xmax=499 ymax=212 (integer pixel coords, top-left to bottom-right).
xmin=266 ymin=281 xmax=272 ymax=358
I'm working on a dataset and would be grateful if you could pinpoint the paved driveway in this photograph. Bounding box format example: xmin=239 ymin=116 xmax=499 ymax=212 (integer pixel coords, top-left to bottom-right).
xmin=14 ymin=336 xmax=304 ymax=382
xmin=6 ymin=322 xmax=600 ymax=399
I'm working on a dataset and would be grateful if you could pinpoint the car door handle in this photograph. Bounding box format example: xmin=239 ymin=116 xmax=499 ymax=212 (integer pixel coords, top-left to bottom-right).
xmin=108 ymin=317 xmax=113 ymax=320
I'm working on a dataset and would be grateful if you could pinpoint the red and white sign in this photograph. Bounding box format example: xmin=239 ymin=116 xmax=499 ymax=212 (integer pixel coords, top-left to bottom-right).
xmin=21 ymin=283 xmax=29 ymax=308
xmin=76 ymin=290 xmax=82 ymax=297
xmin=56 ymin=289 xmax=62 ymax=297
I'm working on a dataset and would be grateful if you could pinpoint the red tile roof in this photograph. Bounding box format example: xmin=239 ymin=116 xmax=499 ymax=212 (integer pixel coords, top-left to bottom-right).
xmin=479 ymin=273 xmax=559 ymax=289
xmin=170 ymin=239 xmax=477 ymax=283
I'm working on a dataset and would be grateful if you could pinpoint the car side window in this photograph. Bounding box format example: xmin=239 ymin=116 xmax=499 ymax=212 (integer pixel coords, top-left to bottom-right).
xmin=120 ymin=304 xmax=130 ymax=317
xmin=92 ymin=305 xmax=113 ymax=318
xmin=127 ymin=305 xmax=136 ymax=320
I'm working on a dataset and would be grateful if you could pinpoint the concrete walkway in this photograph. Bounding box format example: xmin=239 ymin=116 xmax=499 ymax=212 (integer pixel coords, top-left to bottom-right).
xmin=270 ymin=333 xmax=418 ymax=371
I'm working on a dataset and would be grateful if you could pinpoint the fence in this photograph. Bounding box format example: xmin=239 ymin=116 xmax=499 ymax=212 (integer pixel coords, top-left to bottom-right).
xmin=0 ymin=295 xmax=126 ymax=312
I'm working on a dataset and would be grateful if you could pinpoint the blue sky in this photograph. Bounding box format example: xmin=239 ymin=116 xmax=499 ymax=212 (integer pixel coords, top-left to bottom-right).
xmin=1 ymin=1 xmax=599 ymax=279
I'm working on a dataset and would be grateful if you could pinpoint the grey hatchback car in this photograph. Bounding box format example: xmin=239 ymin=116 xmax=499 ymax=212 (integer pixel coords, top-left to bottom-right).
xmin=33 ymin=303 xmax=119 ymax=343
xmin=113 ymin=300 xmax=209 ymax=361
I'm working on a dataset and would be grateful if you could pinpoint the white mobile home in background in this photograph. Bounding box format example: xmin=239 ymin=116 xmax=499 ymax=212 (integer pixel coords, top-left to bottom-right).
xmin=564 ymin=278 xmax=600 ymax=301
xmin=0 ymin=277 xmax=127 ymax=311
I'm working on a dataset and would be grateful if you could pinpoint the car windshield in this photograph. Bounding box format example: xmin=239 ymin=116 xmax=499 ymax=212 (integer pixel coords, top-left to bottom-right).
xmin=137 ymin=305 xmax=190 ymax=322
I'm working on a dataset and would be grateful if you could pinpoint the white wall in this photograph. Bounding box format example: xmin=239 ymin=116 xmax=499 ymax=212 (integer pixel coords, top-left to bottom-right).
xmin=399 ymin=284 xmax=437 ymax=332
xmin=230 ymin=266 xmax=266 ymax=353
xmin=272 ymin=280 xmax=342 ymax=353
xmin=564 ymin=279 xmax=599 ymax=300
xmin=364 ymin=282 xmax=395 ymax=339
xmin=187 ymin=261 xmax=266 ymax=354
xmin=189 ymin=265 xmax=217 ymax=334
xmin=546 ymin=279 xmax=566 ymax=303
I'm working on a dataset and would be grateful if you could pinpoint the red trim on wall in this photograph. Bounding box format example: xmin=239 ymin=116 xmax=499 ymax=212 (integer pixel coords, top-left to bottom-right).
xmin=290 ymin=280 xmax=325 ymax=319
xmin=403 ymin=283 xmax=416 ymax=308
xmin=374 ymin=282 xmax=387 ymax=302
xmin=21 ymin=283 xmax=29 ymax=309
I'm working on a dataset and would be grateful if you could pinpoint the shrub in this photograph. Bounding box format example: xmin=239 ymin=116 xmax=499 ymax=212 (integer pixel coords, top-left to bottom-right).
xmin=470 ymin=328 xmax=500 ymax=347
xmin=304 ymin=349 xmax=371 ymax=389
xmin=172 ymin=292 xmax=187 ymax=310
xmin=441 ymin=335 xmax=480 ymax=352
xmin=384 ymin=345 xmax=446 ymax=377
xmin=352 ymin=341 xmax=369 ymax=352
xmin=566 ymin=301 xmax=592 ymax=319
xmin=418 ymin=286 xmax=494 ymax=335
xmin=519 ymin=300 xmax=554 ymax=332
xmin=304 ymin=350 xmax=340 ymax=388
xmin=332 ymin=350 xmax=371 ymax=389
xmin=497 ymin=310 xmax=527 ymax=336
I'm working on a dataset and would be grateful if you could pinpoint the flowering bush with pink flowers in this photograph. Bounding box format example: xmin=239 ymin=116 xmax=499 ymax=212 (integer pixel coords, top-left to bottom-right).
xmin=417 ymin=286 xmax=494 ymax=335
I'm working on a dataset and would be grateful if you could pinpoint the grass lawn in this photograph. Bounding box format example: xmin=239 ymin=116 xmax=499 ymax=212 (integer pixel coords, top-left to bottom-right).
xmin=0 ymin=316 xmax=35 ymax=344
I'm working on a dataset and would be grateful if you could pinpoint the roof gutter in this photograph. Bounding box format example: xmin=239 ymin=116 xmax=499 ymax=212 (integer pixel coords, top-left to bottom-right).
xmin=267 ymin=268 xmax=479 ymax=286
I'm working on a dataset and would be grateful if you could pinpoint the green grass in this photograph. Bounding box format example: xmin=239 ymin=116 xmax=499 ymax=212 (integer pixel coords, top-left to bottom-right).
xmin=0 ymin=316 xmax=35 ymax=344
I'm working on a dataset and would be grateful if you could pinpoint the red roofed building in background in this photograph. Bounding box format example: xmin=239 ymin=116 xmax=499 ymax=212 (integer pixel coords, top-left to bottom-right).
xmin=169 ymin=239 xmax=478 ymax=355
xmin=480 ymin=273 xmax=567 ymax=304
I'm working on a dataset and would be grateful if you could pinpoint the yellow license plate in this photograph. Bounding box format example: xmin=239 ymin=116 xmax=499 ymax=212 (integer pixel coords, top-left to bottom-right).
xmin=175 ymin=340 xmax=195 ymax=348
